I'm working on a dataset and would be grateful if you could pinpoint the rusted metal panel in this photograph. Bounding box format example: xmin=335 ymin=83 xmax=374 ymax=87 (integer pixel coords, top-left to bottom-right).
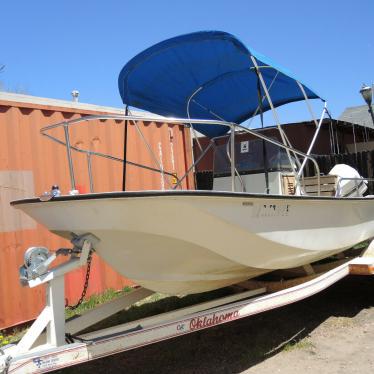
xmin=0 ymin=95 xmax=193 ymax=329
xmin=0 ymin=171 xmax=36 ymax=232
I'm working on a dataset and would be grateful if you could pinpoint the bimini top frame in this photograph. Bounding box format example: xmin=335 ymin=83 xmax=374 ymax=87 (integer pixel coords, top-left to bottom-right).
xmin=116 ymin=30 xmax=329 ymax=192
xmin=41 ymin=31 xmax=332 ymax=196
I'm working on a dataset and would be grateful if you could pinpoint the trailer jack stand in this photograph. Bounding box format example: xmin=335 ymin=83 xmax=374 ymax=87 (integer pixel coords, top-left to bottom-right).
xmin=0 ymin=233 xmax=99 ymax=373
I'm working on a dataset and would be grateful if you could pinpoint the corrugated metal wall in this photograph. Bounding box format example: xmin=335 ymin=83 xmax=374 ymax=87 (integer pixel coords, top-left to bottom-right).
xmin=0 ymin=95 xmax=193 ymax=329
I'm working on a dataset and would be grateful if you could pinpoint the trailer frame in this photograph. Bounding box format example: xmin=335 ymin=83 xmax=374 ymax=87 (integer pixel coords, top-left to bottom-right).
xmin=1 ymin=239 xmax=373 ymax=374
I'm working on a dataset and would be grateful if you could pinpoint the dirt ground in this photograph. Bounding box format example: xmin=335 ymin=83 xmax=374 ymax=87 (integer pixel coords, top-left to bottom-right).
xmin=62 ymin=275 xmax=374 ymax=374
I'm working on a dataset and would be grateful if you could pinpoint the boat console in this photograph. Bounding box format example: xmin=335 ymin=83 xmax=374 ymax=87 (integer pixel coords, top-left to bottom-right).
xmin=212 ymin=138 xmax=293 ymax=194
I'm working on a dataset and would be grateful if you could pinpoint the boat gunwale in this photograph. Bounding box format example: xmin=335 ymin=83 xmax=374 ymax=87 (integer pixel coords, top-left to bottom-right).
xmin=10 ymin=189 xmax=374 ymax=206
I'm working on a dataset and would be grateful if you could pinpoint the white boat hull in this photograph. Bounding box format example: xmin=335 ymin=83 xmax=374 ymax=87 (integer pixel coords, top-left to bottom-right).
xmin=12 ymin=191 xmax=374 ymax=295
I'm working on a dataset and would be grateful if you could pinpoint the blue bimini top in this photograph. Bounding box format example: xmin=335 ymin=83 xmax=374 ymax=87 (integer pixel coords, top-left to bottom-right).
xmin=118 ymin=31 xmax=322 ymax=137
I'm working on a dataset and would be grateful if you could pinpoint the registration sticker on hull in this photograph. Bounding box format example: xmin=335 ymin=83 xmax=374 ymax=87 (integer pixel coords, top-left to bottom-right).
xmin=255 ymin=203 xmax=290 ymax=217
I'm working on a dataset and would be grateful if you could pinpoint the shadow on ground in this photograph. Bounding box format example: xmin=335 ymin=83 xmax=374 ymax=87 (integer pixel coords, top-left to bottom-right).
xmin=61 ymin=276 xmax=374 ymax=374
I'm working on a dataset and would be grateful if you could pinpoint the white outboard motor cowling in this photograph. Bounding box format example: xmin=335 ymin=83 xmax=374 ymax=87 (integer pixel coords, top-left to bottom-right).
xmin=328 ymin=164 xmax=367 ymax=197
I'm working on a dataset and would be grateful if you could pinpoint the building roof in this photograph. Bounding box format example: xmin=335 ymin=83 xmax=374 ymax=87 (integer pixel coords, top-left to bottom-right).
xmin=339 ymin=104 xmax=374 ymax=129
xmin=0 ymin=91 xmax=165 ymax=118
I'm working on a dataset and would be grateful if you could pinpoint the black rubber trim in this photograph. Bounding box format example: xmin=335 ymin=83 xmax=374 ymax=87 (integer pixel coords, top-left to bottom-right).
xmin=10 ymin=190 xmax=374 ymax=206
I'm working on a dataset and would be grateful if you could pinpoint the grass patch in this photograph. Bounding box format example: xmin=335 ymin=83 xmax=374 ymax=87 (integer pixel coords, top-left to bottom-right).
xmin=0 ymin=286 xmax=134 ymax=347
xmin=0 ymin=286 xmax=234 ymax=347
xmin=0 ymin=329 xmax=24 ymax=347
xmin=352 ymin=240 xmax=370 ymax=250
xmin=65 ymin=286 xmax=133 ymax=319
xmin=80 ymin=287 xmax=234 ymax=334
xmin=283 ymin=338 xmax=315 ymax=352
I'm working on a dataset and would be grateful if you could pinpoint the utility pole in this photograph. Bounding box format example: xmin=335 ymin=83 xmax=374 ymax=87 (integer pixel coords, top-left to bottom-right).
xmin=360 ymin=84 xmax=374 ymax=127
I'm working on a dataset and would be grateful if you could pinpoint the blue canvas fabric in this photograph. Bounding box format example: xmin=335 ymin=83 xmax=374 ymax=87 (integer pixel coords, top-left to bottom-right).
xmin=118 ymin=31 xmax=322 ymax=137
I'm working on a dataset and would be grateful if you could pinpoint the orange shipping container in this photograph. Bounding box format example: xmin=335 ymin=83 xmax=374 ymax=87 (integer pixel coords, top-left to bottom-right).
xmin=0 ymin=92 xmax=193 ymax=329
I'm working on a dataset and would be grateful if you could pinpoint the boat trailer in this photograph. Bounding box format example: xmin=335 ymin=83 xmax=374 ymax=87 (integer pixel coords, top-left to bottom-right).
xmin=1 ymin=235 xmax=374 ymax=373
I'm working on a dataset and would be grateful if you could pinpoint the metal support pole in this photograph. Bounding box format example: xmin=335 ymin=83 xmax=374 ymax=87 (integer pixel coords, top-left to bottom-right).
xmin=173 ymin=141 xmax=214 ymax=190
xmin=250 ymin=56 xmax=299 ymax=179
xmin=297 ymin=104 xmax=327 ymax=177
xmin=64 ymin=124 xmax=76 ymax=191
xmin=46 ymin=277 xmax=66 ymax=347
xmin=122 ymin=105 xmax=129 ymax=191
xmin=230 ymin=124 xmax=235 ymax=192
xmin=225 ymin=140 xmax=246 ymax=192
xmin=256 ymin=73 xmax=269 ymax=194
xmin=186 ymin=86 xmax=204 ymax=153
xmin=132 ymin=120 xmax=173 ymax=189
xmin=368 ymin=106 xmax=374 ymax=127
xmin=296 ymin=81 xmax=319 ymax=127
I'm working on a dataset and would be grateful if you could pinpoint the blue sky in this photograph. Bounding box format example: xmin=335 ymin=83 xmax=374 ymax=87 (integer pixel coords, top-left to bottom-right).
xmin=1 ymin=0 xmax=373 ymax=124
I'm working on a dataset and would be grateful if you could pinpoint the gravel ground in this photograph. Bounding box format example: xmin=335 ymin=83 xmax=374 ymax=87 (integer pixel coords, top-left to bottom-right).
xmin=61 ymin=275 xmax=374 ymax=374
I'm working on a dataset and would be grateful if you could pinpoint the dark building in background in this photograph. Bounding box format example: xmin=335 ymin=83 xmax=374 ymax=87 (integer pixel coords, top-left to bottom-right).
xmin=194 ymin=119 xmax=374 ymax=192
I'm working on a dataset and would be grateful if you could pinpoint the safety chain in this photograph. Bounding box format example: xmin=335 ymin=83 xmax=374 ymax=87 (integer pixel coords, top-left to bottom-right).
xmin=65 ymin=333 xmax=93 ymax=345
xmin=66 ymin=248 xmax=95 ymax=310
